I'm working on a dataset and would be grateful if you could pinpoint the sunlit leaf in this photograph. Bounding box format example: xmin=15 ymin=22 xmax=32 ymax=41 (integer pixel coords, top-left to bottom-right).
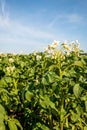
xmin=0 ymin=104 xmax=6 ymax=115
xmin=0 ymin=122 xmax=5 ymax=130
xmin=85 ymin=101 xmax=87 ymax=112
xmin=25 ymin=91 xmax=34 ymax=101
xmin=73 ymin=84 xmax=81 ymax=98
xmin=12 ymin=119 xmax=23 ymax=130
xmin=42 ymin=76 xmax=48 ymax=85
xmin=8 ymin=119 xmax=18 ymax=130
xmin=84 ymin=126 xmax=87 ymax=130
xmin=74 ymin=61 xmax=83 ymax=68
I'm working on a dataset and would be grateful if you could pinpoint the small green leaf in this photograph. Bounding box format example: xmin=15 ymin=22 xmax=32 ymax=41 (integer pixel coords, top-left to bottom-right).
xmin=48 ymin=72 xmax=54 ymax=83
xmin=52 ymin=82 xmax=57 ymax=91
xmin=73 ymin=84 xmax=81 ymax=98
xmin=71 ymin=112 xmax=79 ymax=122
xmin=41 ymin=125 xmax=50 ymax=130
xmin=53 ymin=125 xmax=60 ymax=130
xmin=36 ymin=122 xmax=50 ymax=130
xmin=25 ymin=91 xmax=34 ymax=101
xmin=76 ymin=105 xmax=83 ymax=116
xmin=42 ymin=76 xmax=48 ymax=85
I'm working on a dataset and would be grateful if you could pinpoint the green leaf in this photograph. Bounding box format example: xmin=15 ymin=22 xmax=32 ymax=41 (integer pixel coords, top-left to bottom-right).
xmin=85 ymin=101 xmax=87 ymax=112
xmin=25 ymin=91 xmax=34 ymax=101
xmin=74 ymin=61 xmax=83 ymax=68
xmin=53 ymin=125 xmax=60 ymax=130
xmin=48 ymin=72 xmax=54 ymax=83
xmin=0 ymin=104 xmax=6 ymax=115
xmin=42 ymin=76 xmax=48 ymax=85
xmin=0 ymin=88 xmax=9 ymax=94
xmin=36 ymin=122 xmax=50 ymax=130
xmin=42 ymin=72 xmax=59 ymax=85
xmin=81 ymin=95 xmax=87 ymax=101
xmin=41 ymin=125 xmax=50 ymax=130
xmin=11 ymin=119 xmax=23 ymax=130
xmin=0 ymin=78 xmax=7 ymax=87
xmin=84 ymin=126 xmax=87 ymax=130
xmin=76 ymin=105 xmax=83 ymax=116
xmin=0 ymin=122 xmax=5 ymax=130
xmin=71 ymin=112 xmax=79 ymax=122
xmin=8 ymin=119 xmax=18 ymax=130
xmin=52 ymin=82 xmax=57 ymax=91
xmin=0 ymin=113 xmax=4 ymax=122
xmin=73 ymin=84 xmax=81 ymax=98
xmin=40 ymin=95 xmax=57 ymax=111
xmin=4 ymin=77 xmax=12 ymax=83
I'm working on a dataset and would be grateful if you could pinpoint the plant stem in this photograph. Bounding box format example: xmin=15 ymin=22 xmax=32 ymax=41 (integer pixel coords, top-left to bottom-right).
xmin=60 ymin=89 xmax=64 ymax=130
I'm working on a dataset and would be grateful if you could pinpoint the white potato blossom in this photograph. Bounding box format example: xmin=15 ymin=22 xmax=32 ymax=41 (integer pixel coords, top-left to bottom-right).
xmin=47 ymin=45 xmax=54 ymax=50
xmin=63 ymin=44 xmax=71 ymax=51
xmin=36 ymin=55 xmax=42 ymax=60
xmin=52 ymin=40 xmax=59 ymax=48
xmin=44 ymin=40 xmax=80 ymax=59
xmin=44 ymin=47 xmax=49 ymax=52
xmin=6 ymin=66 xmax=15 ymax=73
xmin=44 ymin=45 xmax=55 ymax=54
xmin=53 ymin=40 xmax=59 ymax=45
xmin=44 ymin=40 xmax=59 ymax=54
xmin=62 ymin=41 xmax=71 ymax=51
xmin=71 ymin=41 xmax=80 ymax=53
xmin=9 ymin=58 xmax=14 ymax=63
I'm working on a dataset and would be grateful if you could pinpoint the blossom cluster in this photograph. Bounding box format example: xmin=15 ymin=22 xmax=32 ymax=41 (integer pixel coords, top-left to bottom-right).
xmin=62 ymin=40 xmax=80 ymax=52
xmin=44 ymin=40 xmax=80 ymax=59
xmin=8 ymin=58 xmax=14 ymax=63
xmin=6 ymin=66 xmax=15 ymax=73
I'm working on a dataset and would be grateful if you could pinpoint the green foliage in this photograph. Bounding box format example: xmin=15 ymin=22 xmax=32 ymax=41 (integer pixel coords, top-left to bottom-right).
xmin=0 ymin=41 xmax=87 ymax=129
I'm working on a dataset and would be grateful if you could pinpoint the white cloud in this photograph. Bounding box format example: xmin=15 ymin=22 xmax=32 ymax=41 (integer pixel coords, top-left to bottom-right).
xmin=67 ymin=14 xmax=83 ymax=23
xmin=0 ymin=0 xmax=9 ymax=26
xmin=48 ymin=13 xmax=83 ymax=28
xmin=1 ymin=0 xmax=5 ymax=17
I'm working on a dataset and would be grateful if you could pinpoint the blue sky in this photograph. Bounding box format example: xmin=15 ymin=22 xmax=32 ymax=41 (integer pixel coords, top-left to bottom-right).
xmin=0 ymin=0 xmax=87 ymax=53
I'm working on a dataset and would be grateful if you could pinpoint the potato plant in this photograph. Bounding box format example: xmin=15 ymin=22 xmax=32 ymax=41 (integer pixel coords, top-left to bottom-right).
xmin=0 ymin=41 xmax=87 ymax=130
